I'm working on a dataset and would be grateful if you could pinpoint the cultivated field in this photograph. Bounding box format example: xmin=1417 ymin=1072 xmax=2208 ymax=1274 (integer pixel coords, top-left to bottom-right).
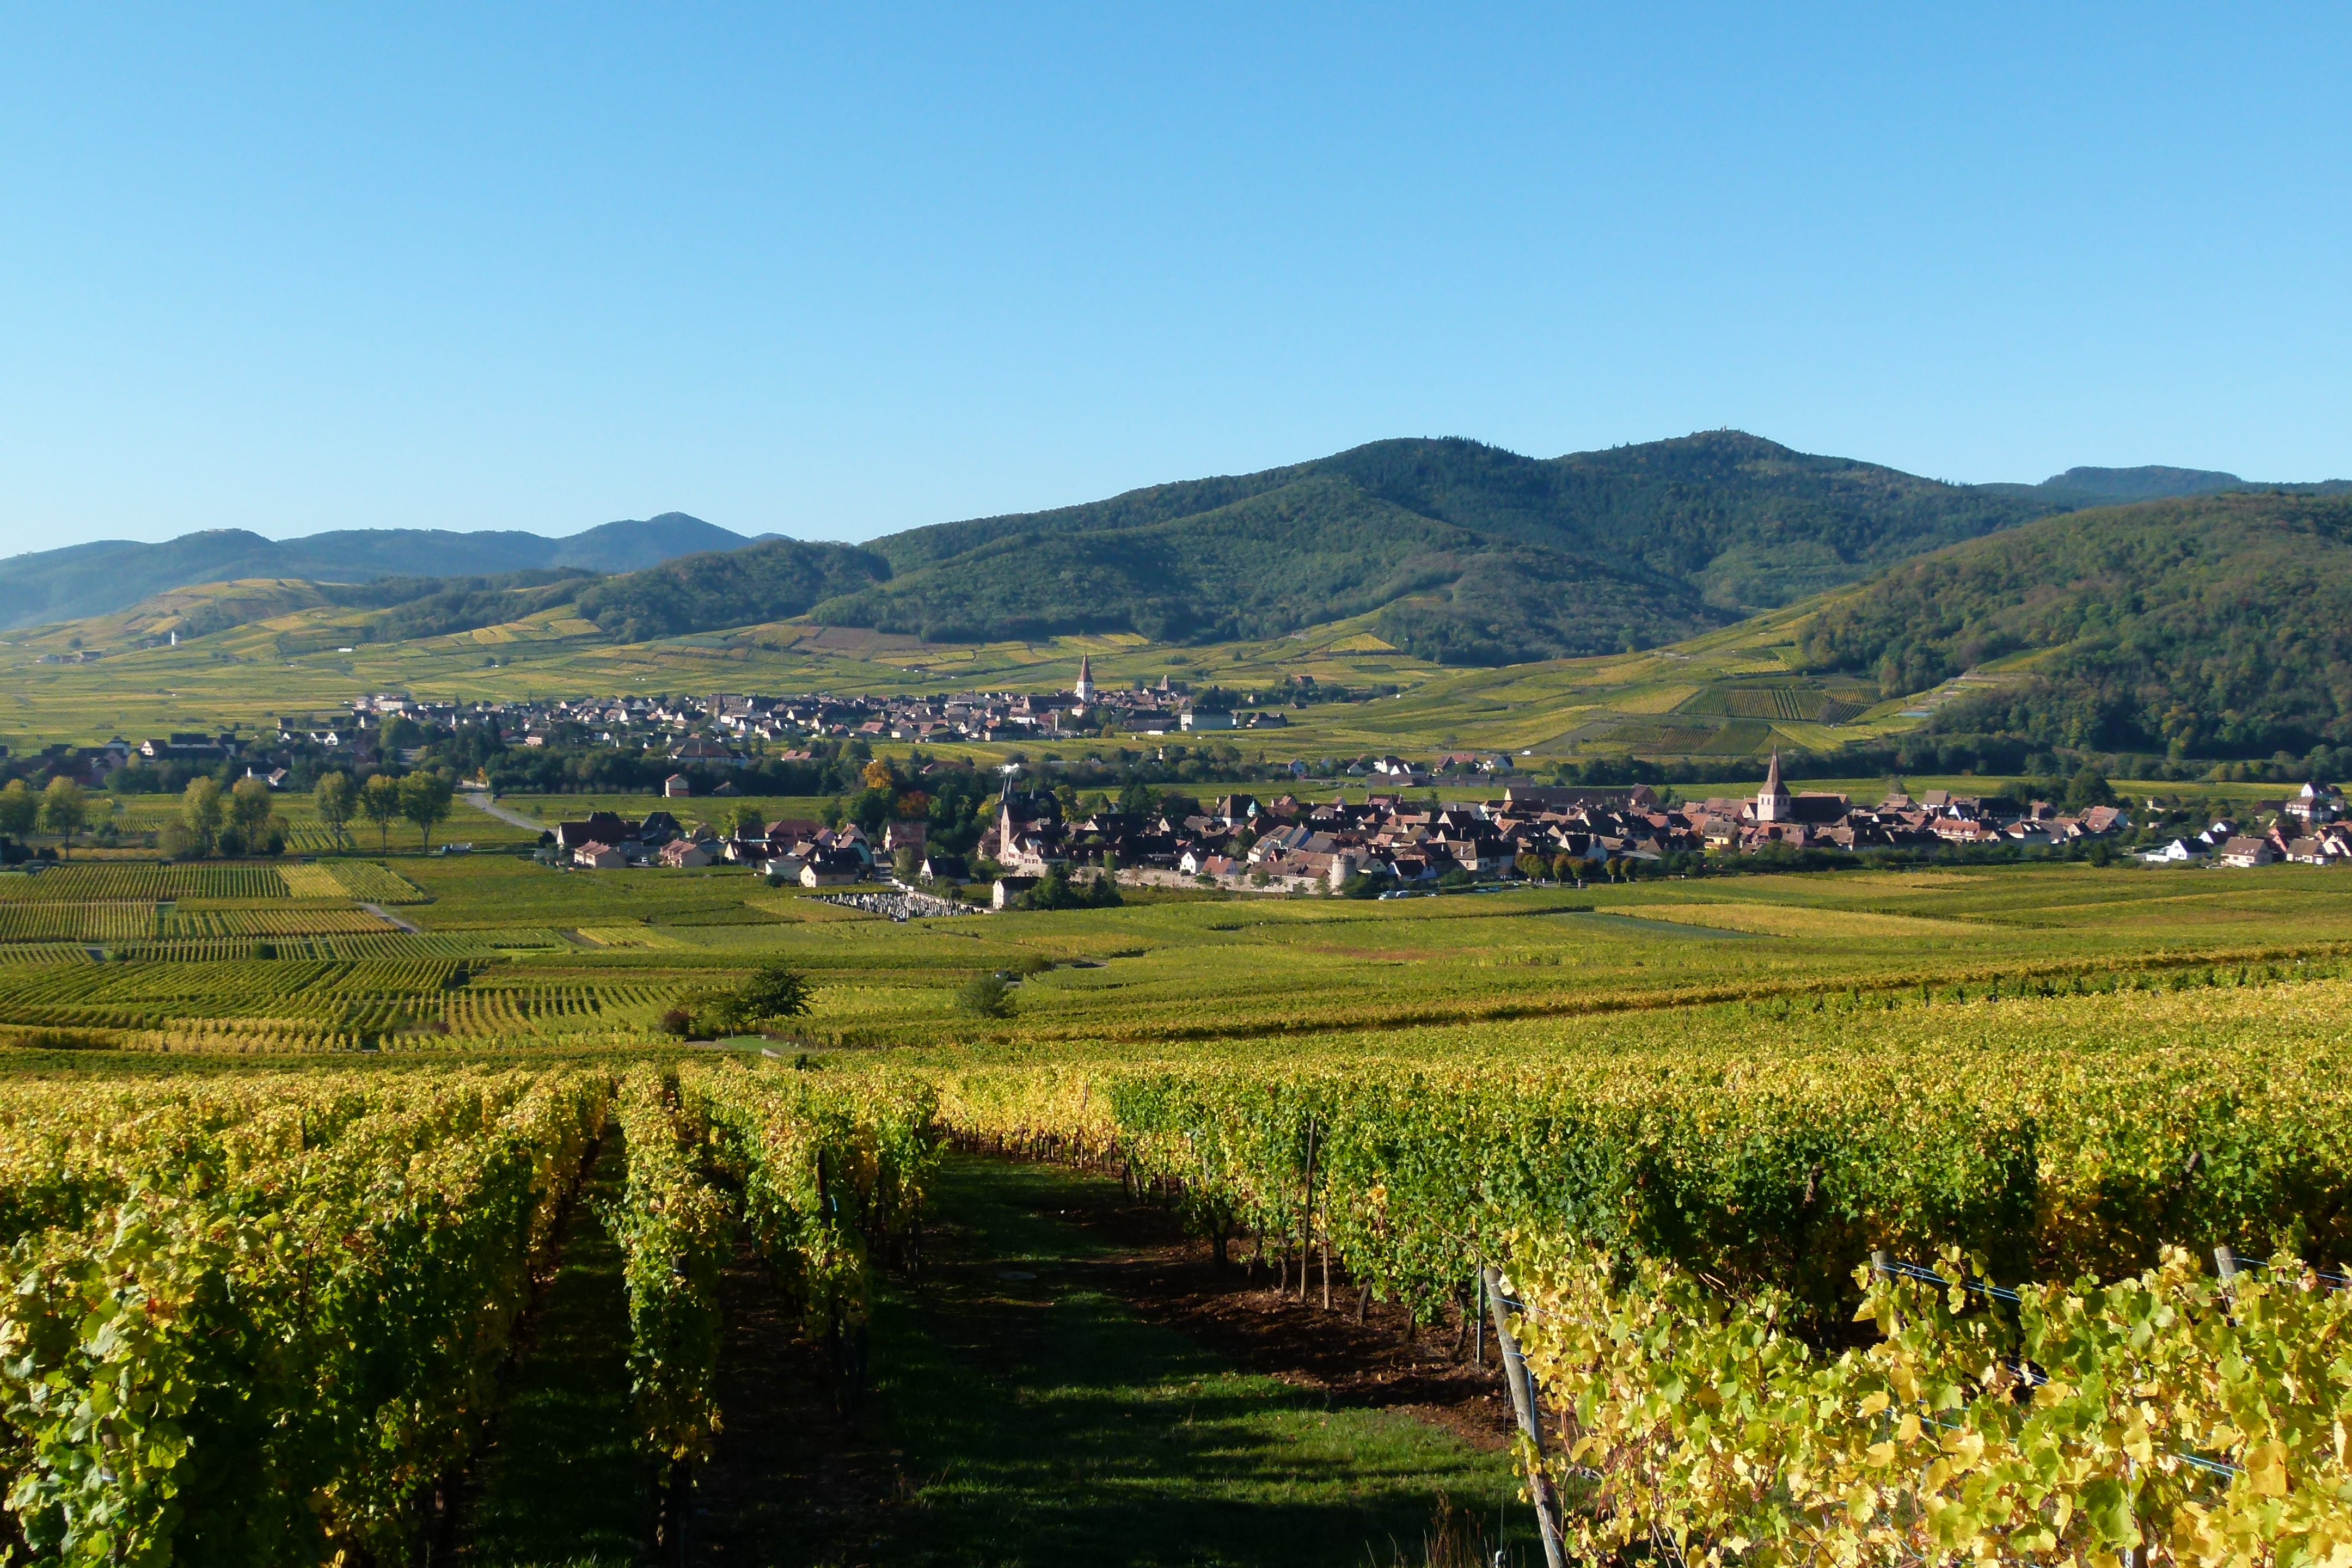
xmin=0 ymin=853 xmax=2345 ymax=1561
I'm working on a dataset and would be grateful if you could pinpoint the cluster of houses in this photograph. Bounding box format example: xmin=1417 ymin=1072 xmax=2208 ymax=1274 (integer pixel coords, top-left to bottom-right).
xmin=549 ymin=808 xmax=940 ymax=888
xmin=983 ymin=754 xmax=2145 ymax=895
xmin=2137 ymin=781 xmax=2349 ymax=867
xmin=544 ymin=755 xmax=2352 ymax=903
xmin=347 ymin=658 xmax=1291 ymax=756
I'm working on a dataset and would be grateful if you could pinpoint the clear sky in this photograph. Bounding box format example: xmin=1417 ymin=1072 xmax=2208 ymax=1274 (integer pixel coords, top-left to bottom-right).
xmin=3 ymin=4 xmax=2347 ymax=554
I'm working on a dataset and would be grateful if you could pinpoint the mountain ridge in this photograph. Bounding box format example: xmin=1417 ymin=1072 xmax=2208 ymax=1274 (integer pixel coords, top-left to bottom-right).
xmin=0 ymin=512 xmax=760 ymax=631
xmin=7 ymin=438 xmax=2344 ymax=657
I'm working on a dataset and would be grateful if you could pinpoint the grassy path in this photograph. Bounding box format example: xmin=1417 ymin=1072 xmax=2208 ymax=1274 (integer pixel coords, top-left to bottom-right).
xmin=461 ymin=1135 xmax=653 ymax=1566
xmin=750 ymin=1153 xmax=1521 ymax=1567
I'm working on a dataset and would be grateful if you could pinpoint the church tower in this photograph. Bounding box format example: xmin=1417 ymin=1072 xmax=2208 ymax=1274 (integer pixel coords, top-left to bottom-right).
xmin=998 ymin=771 xmax=1020 ymax=855
xmin=1756 ymin=749 xmax=1791 ymax=824
xmin=1074 ymin=653 xmax=1094 ymax=705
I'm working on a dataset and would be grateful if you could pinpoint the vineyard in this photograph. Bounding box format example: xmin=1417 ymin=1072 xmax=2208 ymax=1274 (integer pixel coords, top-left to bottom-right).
xmin=0 ymin=1059 xmax=936 ymax=1565
xmin=928 ymin=987 xmax=2352 ymax=1562
xmin=0 ymin=850 xmax=2343 ymax=1558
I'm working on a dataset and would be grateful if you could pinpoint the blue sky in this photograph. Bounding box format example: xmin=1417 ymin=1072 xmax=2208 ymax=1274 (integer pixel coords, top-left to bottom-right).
xmin=3 ymin=4 xmax=2347 ymax=553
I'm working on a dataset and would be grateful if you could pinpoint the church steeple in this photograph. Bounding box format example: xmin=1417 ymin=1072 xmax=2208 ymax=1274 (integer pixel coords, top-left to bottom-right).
xmin=1074 ymin=653 xmax=1094 ymax=705
xmin=1756 ymin=749 xmax=1792 ymax=823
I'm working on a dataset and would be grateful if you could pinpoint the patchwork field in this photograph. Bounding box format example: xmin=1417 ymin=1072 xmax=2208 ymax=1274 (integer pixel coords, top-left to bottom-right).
xmin=2 ymin=852 xmax=2346 ymax=1056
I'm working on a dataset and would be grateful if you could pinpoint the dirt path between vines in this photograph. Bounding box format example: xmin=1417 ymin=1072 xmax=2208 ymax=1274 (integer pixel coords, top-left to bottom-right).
xmin=691 ymin=1153 xmax=1525 ymax=1567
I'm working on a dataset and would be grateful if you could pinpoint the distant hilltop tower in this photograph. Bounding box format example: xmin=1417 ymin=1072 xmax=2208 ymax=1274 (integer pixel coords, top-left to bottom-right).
xmin=1755 ymin=749 xmax=1791 ymax=824
xmin=1073 ymin=653 xmax=1094 ymax=705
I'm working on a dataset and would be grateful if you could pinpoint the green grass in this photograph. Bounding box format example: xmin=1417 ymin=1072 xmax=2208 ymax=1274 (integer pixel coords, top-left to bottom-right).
xmin=463 ymin=1135 xmax=652 ymax=1566
xmin=849 ymin=1154 xmax=1520 ymax=1568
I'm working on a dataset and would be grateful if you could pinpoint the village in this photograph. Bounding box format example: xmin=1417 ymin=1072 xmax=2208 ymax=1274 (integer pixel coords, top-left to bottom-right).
xmin=14 ymin=657 xmax=2349 ymax=892
xmin=548 ymin=745 xmax=2264 ymax=907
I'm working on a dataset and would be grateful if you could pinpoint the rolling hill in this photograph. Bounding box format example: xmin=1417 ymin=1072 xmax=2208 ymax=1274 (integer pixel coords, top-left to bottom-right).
xmin=570 ymin=432 xmax=2077 ymax=663
xmin=0 ymin=513 xmax=763 ymax=630
xmin=13 ymin=435 xmax=2345 ymax=686
xmin=1796 ymin=491 xmax=2352 ymax=762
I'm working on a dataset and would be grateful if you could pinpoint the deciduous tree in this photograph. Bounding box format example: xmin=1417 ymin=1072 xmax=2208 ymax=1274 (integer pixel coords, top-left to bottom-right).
xmin=39 ymin=779 xmax=87 ymax=857
xmin=398 ymin=772 xmax=455 ymax=852
xmin=0 ymin=779 xmax=39 ymax=842
xmin=360 ymin=774 xmax=401 ymax=851
xmin=182 ymin=777 xmax=225 ymax=856
xmin=228 ymin=778 xmax=278 ymax=856
xmin=314 ymin=771 xmax=355 ymax=848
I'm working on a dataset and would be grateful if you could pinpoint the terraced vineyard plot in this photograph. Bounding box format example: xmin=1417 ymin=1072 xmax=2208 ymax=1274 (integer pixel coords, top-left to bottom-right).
xmin=27 ymin=931 xmax=560 ymax=965
xmin=439 ymin=979 xmax=670 ymax=1037
xmin=279 ymin=863 xmax=351 ymax=898
xmin=0 ymin=862 xmax=291 ymax=900
xmin=322 ymin=860 xmax=431 ymax=903
xmin=0 ymin=902 xmax=158 ymax=942
xmin=164 ymin=906 xmax=397 ymax=938
xmin=0 ymin=944 xmax=98 ymax=967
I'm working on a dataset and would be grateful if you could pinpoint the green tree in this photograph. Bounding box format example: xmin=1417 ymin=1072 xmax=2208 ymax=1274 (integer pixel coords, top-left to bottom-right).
xmin=734 ymin=963 xmax=812 ymax=1028
xmin=228 ymin=778 xmax=278 ymax=856
xmin=182 ymin=777 xmax=225 ymax=856
xmin=398 ymin=771 xmax=455 ymax=852
xmin=38 ymin=779 xmax=87 ymax=857
xmin=2064 ymin=767 xmax=2115 ymax=812
xmin=314 ymin=771 xmax=356 ymax=848
xmin=727 ymin=802 xmax=767 ymax=840
xmin=359 ymin=774 xmax=402 ymax=851
xmin=694 ymin=962 xmax=813 ymax=1036
xmin=0 ymin=779 xmax=39 ymax=841
xmin=955 ymin=972 xmax=1014 ymax=1019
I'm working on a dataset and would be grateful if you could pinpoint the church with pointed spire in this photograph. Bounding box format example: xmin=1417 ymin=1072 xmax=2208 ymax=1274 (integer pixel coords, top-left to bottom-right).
xmin=1073 ymin=653 xmax=1094 ymax=706
xmin=1755 ymin=749 xmax=1792 ymax=823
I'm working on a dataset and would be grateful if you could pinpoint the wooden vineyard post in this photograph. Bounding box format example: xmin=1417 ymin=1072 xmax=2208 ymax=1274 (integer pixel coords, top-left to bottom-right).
xmin=1483 ymin=1264 xmax=1567 ymax=1568
xmin=1297 ymin=1116 xmax=1318 ymax=1303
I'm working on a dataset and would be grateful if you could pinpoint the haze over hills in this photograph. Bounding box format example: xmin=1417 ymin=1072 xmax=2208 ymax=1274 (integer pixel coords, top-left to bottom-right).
xmin=0 ymin=513 xmax=767 ymax=631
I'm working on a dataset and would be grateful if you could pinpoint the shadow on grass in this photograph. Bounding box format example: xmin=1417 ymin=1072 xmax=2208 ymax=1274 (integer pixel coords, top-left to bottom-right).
xmin=857 ymin=1155 xmax=1524 ymax=1568
xmin=461 ymin=1134 xmax=653 ymax=1567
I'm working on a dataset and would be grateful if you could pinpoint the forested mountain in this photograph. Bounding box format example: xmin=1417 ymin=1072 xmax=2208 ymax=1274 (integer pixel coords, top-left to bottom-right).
xmin=573 ymin=540 xmax=889 ymax=642
xmin=18 ymin=437 xmax=2345 ymax=670
xmin=1797 ymin=492 xmax=2352 ymax=762
xmin=1978 ymin=465 xmax=2248 ymax=508
xmin=0 ymin=513 xmax=759 ymax=630
xmin=808 ymin=433 xmax=2049 ymax=661
xmin=568 ymin=432 xmax=2066 ymax=661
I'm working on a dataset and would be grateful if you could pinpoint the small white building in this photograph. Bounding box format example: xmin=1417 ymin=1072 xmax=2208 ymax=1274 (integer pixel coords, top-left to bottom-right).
xmin=663 ymin=774 xmax=693 ymax=798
